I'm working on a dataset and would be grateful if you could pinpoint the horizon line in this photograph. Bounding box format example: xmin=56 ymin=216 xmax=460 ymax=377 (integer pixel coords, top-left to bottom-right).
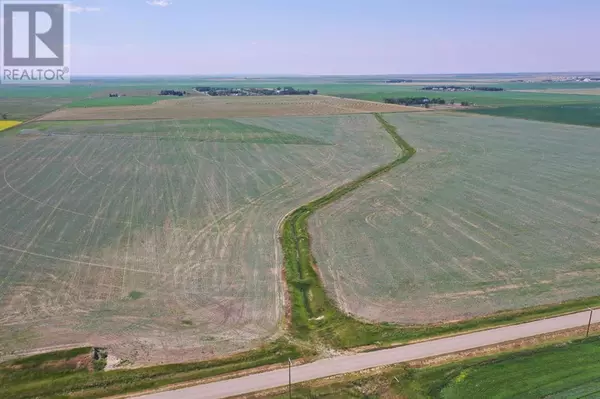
xmin=70 ymin=71 xmax=600 ymax=78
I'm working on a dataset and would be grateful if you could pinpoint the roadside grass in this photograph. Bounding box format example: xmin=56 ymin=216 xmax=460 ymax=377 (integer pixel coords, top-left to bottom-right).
xmin=463 ymin=103 xmax=600 ymax=127
xmin=0 ymin=339 xmax=313 ymax=399
xmin=303 ymin=295 xmax=600 ymax=350
xmin=260 ymin=336 xmax=600 ymax=398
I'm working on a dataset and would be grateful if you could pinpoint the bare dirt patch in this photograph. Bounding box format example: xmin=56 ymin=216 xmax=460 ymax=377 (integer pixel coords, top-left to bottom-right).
xmin=45 ymin=353 xmax=94 ymax=371
xmin=39 ymin=95 xmax=420 ymax=121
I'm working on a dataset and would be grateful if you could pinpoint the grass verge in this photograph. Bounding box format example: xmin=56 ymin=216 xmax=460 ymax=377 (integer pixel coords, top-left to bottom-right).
xmin=255 ymin=335 xmax=600 ymax=398
xmin=0 ymin=339 xmax=313 ymax=399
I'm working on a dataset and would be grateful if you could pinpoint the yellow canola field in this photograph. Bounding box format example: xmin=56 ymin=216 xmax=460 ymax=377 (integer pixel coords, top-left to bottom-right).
xmin=0 ymin=120 xmax=21 ymax=131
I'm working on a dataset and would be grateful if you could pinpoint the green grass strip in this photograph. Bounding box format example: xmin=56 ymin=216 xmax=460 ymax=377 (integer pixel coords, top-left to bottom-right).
xmin=0 ymin=340 xmax=313 ymax=399
xmin=281 ymin=113 xmax=415 ymax=344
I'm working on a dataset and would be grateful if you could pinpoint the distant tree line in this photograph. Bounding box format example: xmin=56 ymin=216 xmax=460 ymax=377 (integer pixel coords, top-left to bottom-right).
xmin=159 ymin=90 xmax=188 ymax=96
xmin=422 ymin=85 xmax=504 ymax=92
xmin=195 ymin=86 xmax=318 ymax=96
xmin=384 ymin=97 xmax=446 ymax=106
xmin=278 ymin=87 xmax=318 ymax=95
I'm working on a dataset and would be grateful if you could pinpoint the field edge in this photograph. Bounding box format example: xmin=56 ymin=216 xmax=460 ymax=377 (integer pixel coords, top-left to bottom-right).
xmin=0 ymin=338 xmax=315 ymax=399
xmin=280 ymin=113 xmax=600 ymax=349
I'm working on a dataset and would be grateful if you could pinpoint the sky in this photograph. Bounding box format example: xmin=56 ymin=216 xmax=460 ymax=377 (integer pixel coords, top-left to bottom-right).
xmin=51 ymin=0 xmax=600 ymax=75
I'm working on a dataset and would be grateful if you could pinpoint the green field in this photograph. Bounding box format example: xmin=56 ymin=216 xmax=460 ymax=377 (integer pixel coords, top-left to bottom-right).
xmin=20 ymin=119 xmax=329 ymax=144
xmin=499 ymin=81 xmax=600 ymax=90
xmin=3 ymin=76 xmax=600 ymax=117
xmin=261 ymin=336 xmax=600 ymax=399
xmin=340 ymin=87 xmax=600 ymax=107
xmin=310 ymin=113 xmax=600 ymax=324
xmin=0 ymin=114 xmax=398 ymax=363
xmin=0 ymin=97 xmax=73 ymax=121
xmin=66 ymin=96 xmax=163 ymax=108
xmin=465 ymin=104 xmax=600 ymax=127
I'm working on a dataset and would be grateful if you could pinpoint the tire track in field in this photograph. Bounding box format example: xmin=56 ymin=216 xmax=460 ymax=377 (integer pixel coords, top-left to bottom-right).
xmin=310 ymin=113 xmax=600 ymax=323
xmin=1 ymin=138 xmax=170 ymax=235
xmin=166 ymin=120 xmax=242 ymax=335
xmin=182 ymin=144 xmax=337 ymax=251
xmin=2 ymin=136 xmax=151 ymax=319
xmin=53 ymin=138 xmax=119 ymax=308
xmin=0 ymin=114 xmax=404 ymax=360
xmin=0 ymin=139 xmax=85 ymax=295
xmin=121 ymin=132 xmax=141 ymax=296
xmin=72 ymin=138 xmax=126 ymax=186
xmin=0 ymin=137 xmax=70 ymax=206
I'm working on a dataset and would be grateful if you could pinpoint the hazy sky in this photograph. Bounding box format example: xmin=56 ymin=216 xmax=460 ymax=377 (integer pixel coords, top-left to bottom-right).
xmin=62 ymin=0 xmax=599 ymax=75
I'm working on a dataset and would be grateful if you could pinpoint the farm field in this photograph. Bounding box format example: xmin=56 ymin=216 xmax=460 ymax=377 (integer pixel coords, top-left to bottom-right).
xmin=18 ymin=119 xmax=331 ymax=144
xmin=65 ymin=96 xmax=164 ymax=108
xmin=3 ymin=76 xmax=600 ymax=122
xmin=0 ymin=114 xmax=399 ymax=364
xmin=436 ymin=337 xmax=600 ymax=399
xmin=38 ymin=95 xmax=418 ymax=121
xmin=0 ymin=97 xmax=74 ymax=121
xmin=340 ymin=88 xmax=600 ymax=107
xmin=310 ymin=112 xmax=600 ymax=324
xmin=0 ymin=121 xmax=22 ymax=132
xmin=465 ymin=104 xmax=600 ymax=127
xmin=516 ymin=88 xmax=600 ymax=95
